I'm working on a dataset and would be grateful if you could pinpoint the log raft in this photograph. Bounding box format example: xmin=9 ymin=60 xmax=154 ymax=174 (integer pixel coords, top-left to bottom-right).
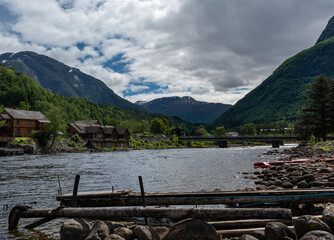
xmin=57 ymin=189 xmax=334 ymax=207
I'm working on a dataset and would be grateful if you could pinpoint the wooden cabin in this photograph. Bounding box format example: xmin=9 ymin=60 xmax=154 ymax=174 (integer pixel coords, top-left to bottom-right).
xmin=68 ymin=121 xmax=129 ymax=148
xmin=0 ymin=108 xmax=50 ymax=138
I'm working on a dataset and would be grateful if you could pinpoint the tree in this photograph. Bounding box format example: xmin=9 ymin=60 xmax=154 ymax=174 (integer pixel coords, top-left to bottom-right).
xmin=150 ymin=117 xmax=167 ymax=135
xmin=238 ymin=123 xmax=256 ymax=136
xmin=45 ymin=108 xmax=67 ymax=148
xmin=196 ymin=125 xmax=208 ymax=136
xmin=215 ymin=126 xmax=226 ymax=136
xmin=297 ymin=75 xmax=331 ymax=141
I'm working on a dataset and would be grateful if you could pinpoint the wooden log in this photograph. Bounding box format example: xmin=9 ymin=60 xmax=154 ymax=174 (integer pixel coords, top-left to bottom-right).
xmin=208 ymin=218 xmax=293 ymax=229
xmin=9 ymin=206 xmax=291 ymax=230
xmin=217 ymin=226 xmax=295 ymax=238
xmin=57 ymin=189 xmax=334 ymax=207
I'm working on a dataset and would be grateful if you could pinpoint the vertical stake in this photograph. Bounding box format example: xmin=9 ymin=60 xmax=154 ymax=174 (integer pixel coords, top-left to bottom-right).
xmin=72 ymin=175 xmax=80 ymax=207
xmin=57 ymin=175 xmax=63 ymax=205
xmin=138 ymin=176 xmax=148 ymax=225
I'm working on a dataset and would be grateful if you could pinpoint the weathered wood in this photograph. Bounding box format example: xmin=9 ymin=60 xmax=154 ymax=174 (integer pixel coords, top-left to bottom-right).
xmin=217 ymin=226 xmax=294 ymax=238
xmin=57 ymin=189 xmax=334 ymax=207
xmin=9 ymin=206 xmax=291 ymax=230
xmin=72 ymin=175 xmax=80 ymax=207
xmin=208 ymin=218 xmax=292 ymax=229
xmin=138 ymin=176 xmax=148 ymax=225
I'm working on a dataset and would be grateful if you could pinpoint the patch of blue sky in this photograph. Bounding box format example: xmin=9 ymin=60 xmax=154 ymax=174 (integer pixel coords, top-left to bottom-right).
xmin=0 ymin=3 xmax=18 ymax=23
xmin=235 ymin=87 xmax=251 ymax=91
xmin=76 ymin=42 xmax=88 ymax=51
xmin=103 ymin=53 xmax=132 ymax=74
xmin=123 ymin=82 xmax=167 ymax=97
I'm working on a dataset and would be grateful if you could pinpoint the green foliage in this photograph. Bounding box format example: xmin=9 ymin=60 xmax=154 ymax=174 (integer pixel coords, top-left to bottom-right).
xmin=32 ymin=130 xmax=50 ymax=148
xmin=237 ymin=123 xmax=256 ymax=136
xmin=296 ymin=76 xmax=332 ymax=140
xmin=309 ymin=134 xmax=317 ymax=145
xmin=214 ymin=126 xmax=226 ymax=136
xmin=196 ymin=125 xmax=208 ymax=136
xmin=150 ymin=117 xmax=167 ymax=135
xmin=71 ymin=134 xmax=82 ymax=143
xmin=0 ymin=64 xmax=195 ymax=134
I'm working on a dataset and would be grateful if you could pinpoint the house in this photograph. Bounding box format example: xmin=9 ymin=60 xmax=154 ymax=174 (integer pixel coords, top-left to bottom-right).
xmin=0 ymin=108 xmax=50 ymax=138
xmin=68 ymin=121 xmax=130 ymax=148
xmin=171 ymin=127 xmax=185 ymax=136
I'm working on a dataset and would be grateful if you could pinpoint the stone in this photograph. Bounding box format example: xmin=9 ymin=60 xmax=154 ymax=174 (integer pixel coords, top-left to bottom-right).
xmin=300 ymin=174 xmax=316 ymax=183
xmin=297 ymin=180 xmax=309 ymax=188
xmin=133 ymin=225 xmax=160 ymax=240
xmin=323 ymin=204 xmax=334 ymax=232
xmin=309 ymin=181 xmax=323 ymax=187
xmin=294 ymin=215 xmax=332 ymax=239
xmin=265 ymin=222 xmax=296 ymax=240
xmin=249 ymin=230 xmax=265 ymax=240
xmin=162 ymin=218 xmax=221 ymax=240
xmin=106 ymin=222 xmax=127 ymax=233
xmin=85 ymin=221 xmax=110 ymax=240
xmin=282 ymin=181 xmax=293 ymax=189
xmin=105 ymin=234 xmax=126 ymax=240
xmin=153 ymin=227 xmax=169 ymax=239
xmin=60 ymin=218 xmax=91 ymax=240
xmin=112 ymin=227 xmax=133 ymax=240
xmin=239 ymin=234 xmax=258 ymax=240
xmin=300 ymin=230 xmax=334 ymax=240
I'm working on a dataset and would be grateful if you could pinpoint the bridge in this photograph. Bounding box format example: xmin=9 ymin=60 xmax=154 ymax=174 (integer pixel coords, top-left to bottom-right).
xmin=178 ymin=135 xmax=301 ymax=148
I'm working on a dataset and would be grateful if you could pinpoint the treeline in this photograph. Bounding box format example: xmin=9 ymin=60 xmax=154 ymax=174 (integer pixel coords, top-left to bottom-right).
xmin=0 ymin=64 xmax=196 ymax=134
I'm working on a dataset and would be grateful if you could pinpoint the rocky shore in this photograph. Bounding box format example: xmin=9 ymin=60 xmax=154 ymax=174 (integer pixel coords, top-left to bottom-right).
xmin=59 ymin=203 xmax=334 ymax=240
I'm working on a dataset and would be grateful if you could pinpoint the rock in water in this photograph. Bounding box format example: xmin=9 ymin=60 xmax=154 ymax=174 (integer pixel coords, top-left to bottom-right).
xmin=162 ymin=218 xmax=221 ymax=240
xmin=60 ymin=218 xmax=91 ymax=240
xmin=112 ymin=227 xmax=133 ymax=240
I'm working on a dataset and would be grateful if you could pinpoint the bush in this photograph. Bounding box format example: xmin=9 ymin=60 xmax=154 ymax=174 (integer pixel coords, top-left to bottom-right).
xmin=32 ymin=130 xmax=50 ymax=148
xmin=71 ymin=134 xmax=82 ymax=143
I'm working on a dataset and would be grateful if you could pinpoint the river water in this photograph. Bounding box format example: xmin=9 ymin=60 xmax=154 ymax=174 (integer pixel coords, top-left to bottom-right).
xmin=0 ymin=145 xmax=294 ymax=239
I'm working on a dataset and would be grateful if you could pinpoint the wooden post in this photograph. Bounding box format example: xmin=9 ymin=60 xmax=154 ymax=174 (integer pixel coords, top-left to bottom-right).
xmin=219 ymin=141 xmax=228 ymax=148
xmin=72 ymin=175 xmax=80 ymax=207
xmin=138 ymin=176 xmax=148 ymax=225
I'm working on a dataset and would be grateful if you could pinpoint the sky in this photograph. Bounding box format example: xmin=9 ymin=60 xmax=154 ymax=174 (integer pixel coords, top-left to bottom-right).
xmin=0 ymin=0 xmax=334 ymax=105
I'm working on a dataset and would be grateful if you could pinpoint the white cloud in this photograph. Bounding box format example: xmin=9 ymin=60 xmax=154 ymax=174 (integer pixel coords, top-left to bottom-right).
xmin=0 ymin=0 xmax=334 ymax=104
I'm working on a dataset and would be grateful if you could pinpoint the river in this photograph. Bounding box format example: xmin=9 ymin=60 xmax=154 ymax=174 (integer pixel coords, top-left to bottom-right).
xmin=0 ymin=145 xmax=294 ymax=239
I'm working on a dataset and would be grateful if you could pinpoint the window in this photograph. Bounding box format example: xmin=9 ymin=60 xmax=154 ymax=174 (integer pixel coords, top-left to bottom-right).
xmin=17 ymin=120 xmax=21 ymax=125
xmin=28 ymin=129 xmax=31 ymax=134
xmin=17 ymin=128 xmax=21 ymax=133
xmin=27 ymin=120 xmax=31 ymax=126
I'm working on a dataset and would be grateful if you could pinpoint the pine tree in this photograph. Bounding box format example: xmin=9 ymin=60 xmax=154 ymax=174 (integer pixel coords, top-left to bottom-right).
xmin=297 ymin=76 xmax=332 ymax=141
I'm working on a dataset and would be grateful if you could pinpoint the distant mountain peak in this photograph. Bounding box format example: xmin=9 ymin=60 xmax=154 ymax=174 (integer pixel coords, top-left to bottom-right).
xmin=139 ymin=96 xmax=231 ymax=124
xmin=316 ymin=16 xmax=334 ymax=44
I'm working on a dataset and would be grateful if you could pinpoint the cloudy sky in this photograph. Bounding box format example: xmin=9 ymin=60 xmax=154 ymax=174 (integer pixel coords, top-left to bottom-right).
xmin=0 ymin=0 xmax=333 ymax=105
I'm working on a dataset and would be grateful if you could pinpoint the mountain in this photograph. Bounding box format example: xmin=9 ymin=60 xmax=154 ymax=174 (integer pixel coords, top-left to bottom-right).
xmin=0 ymin=51 xmax=145 ymax=112
xmin=136 ymin=96 xmax=231 ymax=124
xmin=213 ymin=16 xmax=334 ymax=128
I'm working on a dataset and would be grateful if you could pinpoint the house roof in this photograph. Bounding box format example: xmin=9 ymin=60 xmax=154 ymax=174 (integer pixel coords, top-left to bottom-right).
xmin=68 ymin=122 xmax=90 ymax=134
xmin=102 ymin=126 xmax=116 ymax=134
xmin=85 ymin=125 xmax=102 ymax=134
xmin=74 ymin=120 xmax=101 ymax=125
xmin=4 ymin=108 xmax=49 ymax=121
xmin=0 ymin=114 xmax=11 ymax=120
xmin=116 ymin=128 xmax=129 ymax=135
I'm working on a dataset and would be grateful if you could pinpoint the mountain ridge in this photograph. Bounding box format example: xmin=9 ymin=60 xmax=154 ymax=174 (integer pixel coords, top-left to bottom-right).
xmin=137 ymin=96 xmax=231 ymax=124
xmin=0 ymin=51 xmax=146 ymax=112
xmin=213 ymin=16 xmax=334 ymax=128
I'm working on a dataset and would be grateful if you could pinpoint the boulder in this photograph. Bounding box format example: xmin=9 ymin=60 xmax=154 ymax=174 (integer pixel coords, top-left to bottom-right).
xmin=300 ymin=174 xmax=316 ymax=183
xmin=265 ymin=222 xmax=296 ymax=240
xmin=297 ymin=180 xmax=309 ymax=188
xmin=300 ymin=230 xmax=334 ymax=240
xmin=105 ymin=234 xmax=126 ymax=240
xmin=239 ymin=234 xmax=258 ymax=240
xmin=249 ymin=230 xmax=265 ymax=240
xmin=60 ymin=218 xmax=91 ymax=240
xmin=294 ymin=215 xmax=332 ymax=239
xmin=106 ymin=222 xmax=128 ymax=233
xmin=282 ymin=181 xmax=294 ymax=189
xmin=133 ymin=225 xmax=160 ymax=240
xmin=153 ymin=227 xmax=169 ymax=239
xmin=112 ymin=227 xmax=133 ymax=240
xmin=162 ymin=218 xmax=221 ymax=240
xmin=323 ymin=204 xmax=334 ymax=232
xmin=85 ymin=221 xmax=110 ymax=240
